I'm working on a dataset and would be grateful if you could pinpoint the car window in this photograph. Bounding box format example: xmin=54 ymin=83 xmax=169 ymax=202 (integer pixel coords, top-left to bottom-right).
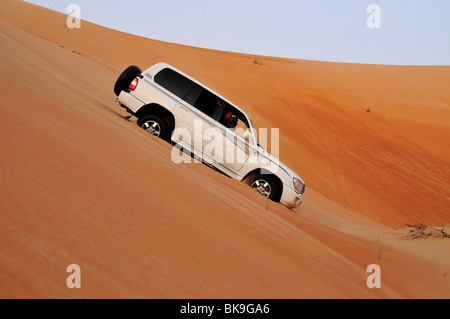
xmin=154 ymin=68 xmax=251 ymax=132
xmin=184 ymin=84 xmax=221 ymax=118
xmin=183 ymin=83 xmax=203 ymax=106
xmin=154 ymin=68 xmax=194 ymax=100
xmin=193 ymin=89 xmax=222 ymax=118
xmin=217 ymin=104 xmax=250 ymax=139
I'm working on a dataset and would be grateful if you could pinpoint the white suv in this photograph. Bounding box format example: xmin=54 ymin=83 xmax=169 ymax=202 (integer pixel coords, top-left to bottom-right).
xmin=114 ymin=62 xmax=305 ymax=208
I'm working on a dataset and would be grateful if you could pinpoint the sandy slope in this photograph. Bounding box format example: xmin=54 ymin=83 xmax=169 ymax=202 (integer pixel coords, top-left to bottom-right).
xmin=0 ymin=0 xmax=449 ymax=298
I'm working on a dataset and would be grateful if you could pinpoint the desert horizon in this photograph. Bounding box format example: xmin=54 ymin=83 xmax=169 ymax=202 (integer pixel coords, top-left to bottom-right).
xmin=0 ymin=0 xmax=449 ymax=299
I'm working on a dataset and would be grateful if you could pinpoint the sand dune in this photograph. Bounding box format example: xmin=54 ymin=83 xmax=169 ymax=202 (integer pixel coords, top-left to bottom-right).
xmin=0 ymin=0 xmax=449 ymax=298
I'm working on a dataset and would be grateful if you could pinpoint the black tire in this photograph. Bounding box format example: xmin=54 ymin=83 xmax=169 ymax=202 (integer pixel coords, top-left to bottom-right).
xmin=137 ymin=114 xmax=171 ymax=141
xmin=251 ymin=173 xmax=282 ymax=202
xmin=114 ymin=65 xmax=141 ymax=96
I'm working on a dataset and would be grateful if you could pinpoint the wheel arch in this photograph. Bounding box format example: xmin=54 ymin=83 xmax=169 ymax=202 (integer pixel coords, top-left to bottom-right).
xmin=135 ymin=103 xmax=176 ymax=129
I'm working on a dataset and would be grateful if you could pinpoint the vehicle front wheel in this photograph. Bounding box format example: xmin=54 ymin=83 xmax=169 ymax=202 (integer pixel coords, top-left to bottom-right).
xmin=137 ymin=115 xmax=171 ymax=141
xmin=250 ymin=174 xmax=281 ymax=202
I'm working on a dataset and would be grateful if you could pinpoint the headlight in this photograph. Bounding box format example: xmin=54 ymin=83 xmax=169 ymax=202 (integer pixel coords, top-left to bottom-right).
xmin=293 ymin=177 xmax=305 ymax=194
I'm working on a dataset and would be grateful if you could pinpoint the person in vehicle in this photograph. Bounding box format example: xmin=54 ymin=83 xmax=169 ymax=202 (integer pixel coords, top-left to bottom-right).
xmin=222 ymin=109 xmax=238 ymax=129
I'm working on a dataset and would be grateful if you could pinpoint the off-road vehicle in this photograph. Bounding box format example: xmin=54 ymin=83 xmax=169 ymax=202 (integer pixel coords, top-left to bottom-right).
xmin=114 ymin=63 xmax=305 ymax=208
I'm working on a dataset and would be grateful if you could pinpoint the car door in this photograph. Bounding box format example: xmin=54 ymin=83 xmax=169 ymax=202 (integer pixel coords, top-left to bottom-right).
xmin=173 ymin=83 xmax=222 ymax=158
xmin=204 ymin=106 xmax=249 ymax=175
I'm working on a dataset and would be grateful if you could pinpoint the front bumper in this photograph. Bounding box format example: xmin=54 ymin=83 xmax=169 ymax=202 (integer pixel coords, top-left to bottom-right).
xmin=280 ymin=185 xmax=303 ymax=208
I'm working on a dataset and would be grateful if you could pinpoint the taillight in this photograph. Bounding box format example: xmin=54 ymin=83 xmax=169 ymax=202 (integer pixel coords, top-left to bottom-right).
xmin=129 ymin=78 xmax=139 ymax=91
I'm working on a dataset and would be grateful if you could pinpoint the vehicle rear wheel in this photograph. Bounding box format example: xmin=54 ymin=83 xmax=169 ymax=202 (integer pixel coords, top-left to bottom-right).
xmin=251 ymin=174 xmax=281 ymax=202
xmin=137 ymin=114 xmax=171 ymax=141
xmin=114 ymin=65 xmax=141 ymax=96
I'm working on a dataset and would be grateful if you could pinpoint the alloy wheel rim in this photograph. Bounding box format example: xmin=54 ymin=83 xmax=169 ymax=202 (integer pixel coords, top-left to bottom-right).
xmin=251 ymin=179 xmax=271 ymax=197
xmin=142 ymin=120 xmax=161 ymax=137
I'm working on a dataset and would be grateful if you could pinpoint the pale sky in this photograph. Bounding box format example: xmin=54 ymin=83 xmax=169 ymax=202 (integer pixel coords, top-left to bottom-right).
xmin=24 ymin=0 xmax=450 ymax=65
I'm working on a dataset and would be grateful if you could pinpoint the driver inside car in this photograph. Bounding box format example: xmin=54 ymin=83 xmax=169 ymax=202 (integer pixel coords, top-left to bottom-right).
xmin=222 ymin=109 xmax=238 ymax=130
